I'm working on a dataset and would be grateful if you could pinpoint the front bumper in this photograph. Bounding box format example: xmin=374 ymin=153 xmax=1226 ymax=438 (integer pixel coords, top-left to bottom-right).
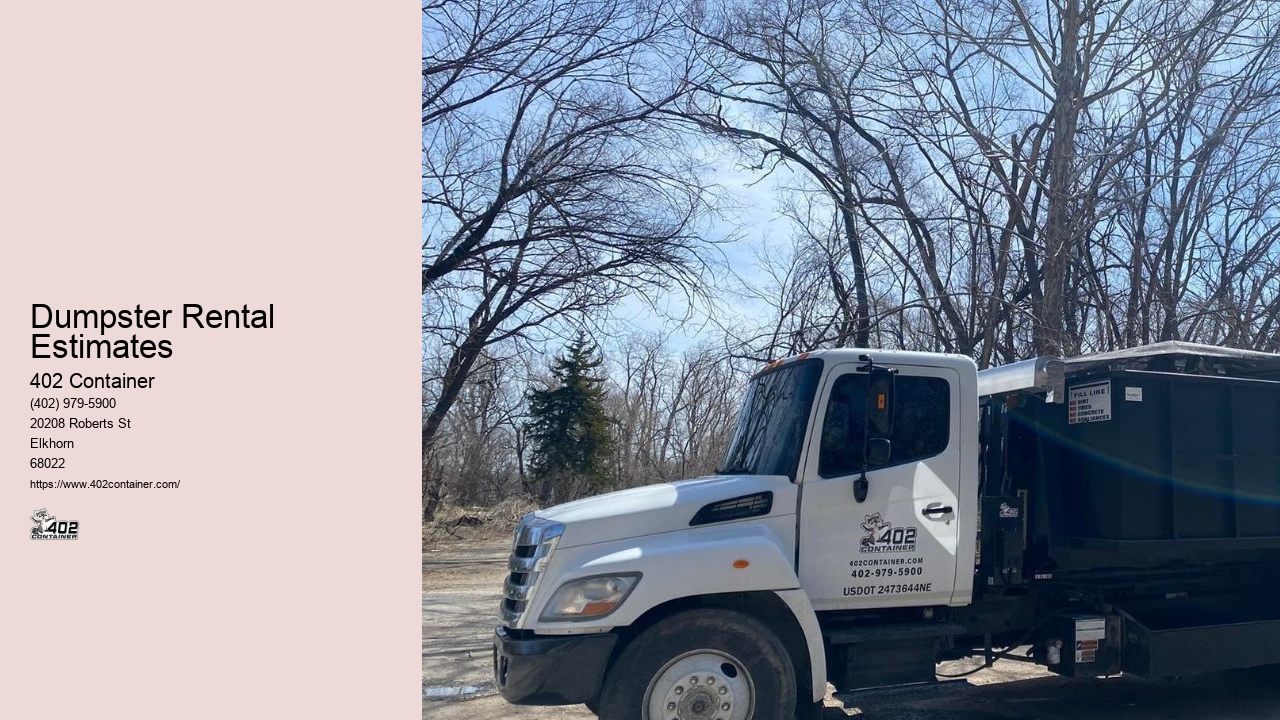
xmin=493 ymin=626 xmax=617 ymax=705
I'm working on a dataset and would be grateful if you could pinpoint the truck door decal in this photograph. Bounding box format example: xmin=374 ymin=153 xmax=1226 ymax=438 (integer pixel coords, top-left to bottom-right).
xmin=859 ymin=513 xmax=918 ymax=553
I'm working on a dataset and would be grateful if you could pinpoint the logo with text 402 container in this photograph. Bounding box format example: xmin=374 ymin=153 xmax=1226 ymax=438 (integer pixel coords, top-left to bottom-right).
xmin=859 ymin=513 xmax=917 ymax=553
xmin=30 ymin=508 xmax=78 ymax=540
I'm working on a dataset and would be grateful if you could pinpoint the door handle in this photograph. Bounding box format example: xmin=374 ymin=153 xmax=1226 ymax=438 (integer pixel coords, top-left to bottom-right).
xmin=922 ymin=505 xmax=953 ymax=517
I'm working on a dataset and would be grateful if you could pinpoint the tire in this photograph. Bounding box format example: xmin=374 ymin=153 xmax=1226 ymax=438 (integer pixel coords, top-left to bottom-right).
xmin=596 ymin=608 xmax=797 ymax=720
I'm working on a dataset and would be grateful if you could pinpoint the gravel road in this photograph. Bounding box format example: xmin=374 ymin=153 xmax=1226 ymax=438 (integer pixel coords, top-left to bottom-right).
xmin=423 ymin=534 xmax=1280 ymax=719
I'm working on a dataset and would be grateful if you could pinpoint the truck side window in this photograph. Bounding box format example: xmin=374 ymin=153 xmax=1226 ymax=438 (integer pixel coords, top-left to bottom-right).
xmin=893 ymin=376 xmax=950 ymax=463
xmin=820 ymin=374 xmax=867 ymax=477
xmin=819 ymin=374 xmax=951 ymax=477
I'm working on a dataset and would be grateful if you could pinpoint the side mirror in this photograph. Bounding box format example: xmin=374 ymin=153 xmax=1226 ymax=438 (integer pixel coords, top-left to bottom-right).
xmin=867 ymin=366 xmax=896 ymax=437
xmin=867 ymin=437 xmax=892 ymax=465
xmin=855 ymin=364 xmax=897 ymax=504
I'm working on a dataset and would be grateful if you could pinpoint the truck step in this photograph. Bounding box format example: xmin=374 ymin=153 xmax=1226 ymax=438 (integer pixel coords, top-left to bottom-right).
xmin=824 ymin=622 xmax=965 ymax=645
xmin=824 ymin=623 xmax=965 ymax=691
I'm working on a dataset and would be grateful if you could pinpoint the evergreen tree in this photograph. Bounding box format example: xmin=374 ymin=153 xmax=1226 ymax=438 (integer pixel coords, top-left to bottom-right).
xmin=525 ymin=335 xmax=613 ymax=504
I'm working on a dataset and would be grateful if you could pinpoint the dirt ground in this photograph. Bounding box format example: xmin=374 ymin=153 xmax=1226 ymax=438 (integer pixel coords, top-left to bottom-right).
xmin=424 ymin=531 xmax=1280 ymax=719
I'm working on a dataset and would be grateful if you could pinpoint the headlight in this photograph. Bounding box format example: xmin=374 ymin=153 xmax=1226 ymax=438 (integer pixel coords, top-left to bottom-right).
xmin=538 ymin=573 xmax=641 ymax=622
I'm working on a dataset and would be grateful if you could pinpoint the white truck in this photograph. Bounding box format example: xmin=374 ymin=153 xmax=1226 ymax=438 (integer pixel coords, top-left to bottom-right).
xmin=493 ymin=343 xmax=1280 ymax=719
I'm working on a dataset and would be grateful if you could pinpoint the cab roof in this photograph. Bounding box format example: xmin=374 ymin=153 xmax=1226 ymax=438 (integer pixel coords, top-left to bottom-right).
xmin=758 ymin=348 xmax=977 ymax=379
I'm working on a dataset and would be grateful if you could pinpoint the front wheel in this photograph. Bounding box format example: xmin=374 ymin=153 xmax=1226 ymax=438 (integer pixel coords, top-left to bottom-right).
xmin=596 ymin=608 xmax=797 ymax=720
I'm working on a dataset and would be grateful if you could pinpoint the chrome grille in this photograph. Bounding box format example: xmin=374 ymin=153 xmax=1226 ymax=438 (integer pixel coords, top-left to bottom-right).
xmin=500 ymin=515 xmax=564 ymax=626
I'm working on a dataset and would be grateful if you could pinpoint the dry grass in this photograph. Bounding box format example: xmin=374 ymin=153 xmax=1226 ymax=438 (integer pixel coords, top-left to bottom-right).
xmin=423 ymin=498 xmax=538 ymax=549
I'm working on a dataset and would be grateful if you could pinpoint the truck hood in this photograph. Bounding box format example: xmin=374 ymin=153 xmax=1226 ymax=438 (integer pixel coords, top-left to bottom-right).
xmin=535 ymin=474 xmax=794 ymax=548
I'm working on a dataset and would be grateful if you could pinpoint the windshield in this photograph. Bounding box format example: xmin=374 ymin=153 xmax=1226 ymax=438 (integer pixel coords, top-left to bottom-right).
xmin=719 ymin=359 xmax=823 ymax=479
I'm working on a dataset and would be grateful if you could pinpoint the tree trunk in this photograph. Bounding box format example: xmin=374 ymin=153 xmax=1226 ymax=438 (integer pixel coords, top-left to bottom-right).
xmin=421 ymin=332 xmax=489 ymax=516
xmin=837 ymin=200 xmax=872 ymax=347
xmin=1038 ymin=0 xmax=1081 ymax=357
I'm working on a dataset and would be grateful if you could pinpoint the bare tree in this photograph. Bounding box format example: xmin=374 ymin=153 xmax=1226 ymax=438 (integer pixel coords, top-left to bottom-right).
xmin=693 ymin=0 xmax=1274 ymax=360
xmin=424 ymin=350 xmax=528 ymax=518
xmin=684 ymin=0 xmax=1029 ymax=359
xmin=679 ymin=0 xmax=888 ymax=347
xmin=908 ymin=0 xmax=1257 ymax=354
xmin=422 ymin=0 xmax=718 ymax=518
xmin=607 ymin=334 xmax=743 ymax=487
xmin=422 ymin=0 xmax=1280 ymax=520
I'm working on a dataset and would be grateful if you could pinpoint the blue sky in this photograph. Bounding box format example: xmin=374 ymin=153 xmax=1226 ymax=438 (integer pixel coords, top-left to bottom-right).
xmin=605 ymin=153 xmax=800 ymax=353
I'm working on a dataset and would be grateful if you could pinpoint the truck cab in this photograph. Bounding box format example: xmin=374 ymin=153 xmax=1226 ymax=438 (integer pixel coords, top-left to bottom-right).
xmin=493 ymin=343 xmax=1280 ymax=720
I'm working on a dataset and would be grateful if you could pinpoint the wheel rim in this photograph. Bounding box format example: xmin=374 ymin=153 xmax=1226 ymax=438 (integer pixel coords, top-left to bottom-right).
xmin=643 ymin=649 xmax=755 ymax=720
